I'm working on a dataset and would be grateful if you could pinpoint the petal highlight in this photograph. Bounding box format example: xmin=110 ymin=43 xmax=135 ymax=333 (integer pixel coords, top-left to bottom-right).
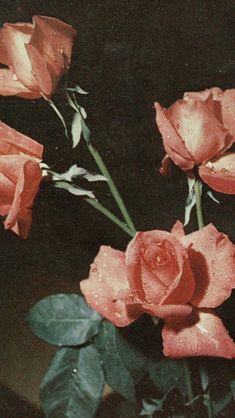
xmin=162 ymin=309 xmax=235 ymax=359
xmin=80 ymin=246 xmax=142 ymax=327
xmin=199 ymin=153 xmax=235 ymax=194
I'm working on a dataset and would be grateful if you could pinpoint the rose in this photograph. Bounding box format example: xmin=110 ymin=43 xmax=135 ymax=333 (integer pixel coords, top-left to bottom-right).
xmin=0 ymin=121 xmax=43 ymax=238
xmin=0 ymin=15 xmax=76 ymax=99
xmin=80 ymin=222 xmax=235 ymax=358
xmin=155 ymin=88 xmax=235 ymax=194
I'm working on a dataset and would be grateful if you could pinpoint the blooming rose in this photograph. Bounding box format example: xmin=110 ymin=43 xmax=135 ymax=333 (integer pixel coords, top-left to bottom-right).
xmin=155 ymin=88 xmax=235 ymax=194
xmin=80 ymin=222 xmax=235 ymax=358
xmin=0 ymin=16 xmax=76 ymax=99
xmin=0 ymin=121 xmax=43 ymax=238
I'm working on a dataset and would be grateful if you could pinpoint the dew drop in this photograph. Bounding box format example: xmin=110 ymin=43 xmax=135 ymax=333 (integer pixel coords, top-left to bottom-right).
xmin=72 ymin=368 xmax=78 ymax=373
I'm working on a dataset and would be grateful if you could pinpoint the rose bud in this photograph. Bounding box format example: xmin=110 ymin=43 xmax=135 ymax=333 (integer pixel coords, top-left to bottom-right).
xmin=0 ymin=15 xmax=76 ymax=99
xmin=155 ymin=88 xmax=235 ymax=194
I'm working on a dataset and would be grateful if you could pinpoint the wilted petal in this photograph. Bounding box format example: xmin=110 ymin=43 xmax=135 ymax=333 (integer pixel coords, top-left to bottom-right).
xmin=167 ymin=96 xmax=228 ymax=165
xmin=162 ymin=309 xmax=235 ymax=358
xmin=155 ymin=102 xmax=194 ymax=171
xmin=199 ymin=153 xmax=235 ymax=194
xmin=181 ymin=224 xmax=235 ymax=307
xmin=80 ymin=246 xmax=142 ymax=327
xmin=0 ymin=121 xmax=43 ymax=159
xmin=3 ymin=158 xmax=42 ymax=238
xmin=0 ymin=68 xmax=40 ymax=98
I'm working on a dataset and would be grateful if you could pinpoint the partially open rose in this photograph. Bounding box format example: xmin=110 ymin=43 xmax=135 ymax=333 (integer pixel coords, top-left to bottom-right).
xmin=155 ymin=88 xmax=235 ymax=194
xmin=80 ymin=222 xmax=235 ymax=358
xmin=0 ymin=121 xmax=43 ymax=238
xmin=0 ymin=15 xmax=76 ymax=99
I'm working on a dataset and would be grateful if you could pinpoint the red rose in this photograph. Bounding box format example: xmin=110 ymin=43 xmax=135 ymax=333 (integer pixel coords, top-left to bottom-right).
xmin=80 ymin=222 xmax=235 ymax=358
xmin=0 ymin=121 xmax=43 ymax=238
xmin=0 ymin=16 xmax=76 ymax=99
xmin=155 ymin=88 xmax=235 ymax=194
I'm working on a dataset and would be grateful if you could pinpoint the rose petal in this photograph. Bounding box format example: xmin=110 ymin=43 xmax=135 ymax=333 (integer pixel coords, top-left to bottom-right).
xmin=0 ymin=68 xmax=40 ymax=99
xmin=80 ymin=246 xmax=142 ymax=327
xmin=159 ymin=154 xmax=172 ymax=176
xmin=1 ymin=23 xmax=38 ymax=90
xmin=162 ymin=309 xmax=235 ymax=358
xmin=181 ymin=224 xmax=235 ymax=307
xmin=171 ymin=220 xmax=185 ymax=239
xmin=29 ymin=16 xmax=76 ymax=93
xmin=184 ymin=87 xmax=235 ymax=142
xmin=3 ymin=158 xmax=42 ymax=238
xmin=199 ymin=153 xmax=235 ymax=194
xmin=0 ymin=172 xmax=15 ymax=215
xmin=155 ymin=102 xmax=194 ymax=171
xmin=25 ymin=43 xmax=52 ymax=96
xmin=0 ymin=29 xmax=10 ymax=65
xmin=167 ymin=95 xmax=228 ymax=165
xmin=0 ymin=121 xmax=43 ymax=159
xmin=142 ymin=302 xmax=192 ymax=319
xmin=126 ymin=231 xmax=195 ymax=306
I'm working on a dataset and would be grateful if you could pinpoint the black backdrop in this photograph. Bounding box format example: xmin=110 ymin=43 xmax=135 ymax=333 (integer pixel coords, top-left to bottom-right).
xmin=0 ymin=0 xmax=235 ymax=288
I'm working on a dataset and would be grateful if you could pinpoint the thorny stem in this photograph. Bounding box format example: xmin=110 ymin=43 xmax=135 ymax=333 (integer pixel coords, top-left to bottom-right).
xmin=194 ymin=179 xmax=214 ymax=418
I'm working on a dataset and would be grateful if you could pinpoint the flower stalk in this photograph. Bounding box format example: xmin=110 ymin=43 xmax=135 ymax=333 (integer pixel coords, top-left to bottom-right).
xmin=87 ymin=142 xmax=136 ymax=234
xmin=194 ymin=179 xmax=214 ymax=418
xmin=85 ymin=198 xmax=135 ymax=237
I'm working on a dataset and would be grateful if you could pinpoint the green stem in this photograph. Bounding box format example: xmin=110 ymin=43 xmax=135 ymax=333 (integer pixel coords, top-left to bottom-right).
xmin=194 ymin=180 xmax=214 ymax=418
xmin=87 ymin=142 xmax=136 ymax=233
xmin=183 ymin=359 xmax=195 ymax=414
xmin=194 ymin=179 xmax=204 ymax=229
xmin=85 ymin=198 xmax=135 ymax=238
xmin=199 ymin=368 xmax=214 ymax=418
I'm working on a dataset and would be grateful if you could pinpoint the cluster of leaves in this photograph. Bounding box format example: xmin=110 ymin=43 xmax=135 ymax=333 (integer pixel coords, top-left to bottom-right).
xmin=27 ymin=294 xmax=235 ymax=418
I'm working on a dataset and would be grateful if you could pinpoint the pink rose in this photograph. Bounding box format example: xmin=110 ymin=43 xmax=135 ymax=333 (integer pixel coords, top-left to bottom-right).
xmin=0 ymin=15 xmax=76 ymax=99
xmin=80 ymin=222 xmax=235 ymax=359
xmin=155 ymin=88 xmax=235 ymax=194
xmin=0 ymin=121 xmax=43 ymax=238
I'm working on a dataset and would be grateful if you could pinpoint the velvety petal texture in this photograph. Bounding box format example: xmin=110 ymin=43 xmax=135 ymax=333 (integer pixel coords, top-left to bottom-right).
xmin=80 ymin=246 xmax=142 ymax=327
xmin=162 ymin=309 xmax=235 ymax=359
xmin=81 ymin=222 xmax=235 ymax=359
xmin=126 ymin=230 xmax=195 ymax=306
xmin=0 ymin=16 xmax=76 ymax=98
xmin=199 ymin=153 xmax=235 ymax=194
xmin=181 ymin=223 xmax=235 ymax=308
xmin=0 ymin=122 xmax=43 ymax=238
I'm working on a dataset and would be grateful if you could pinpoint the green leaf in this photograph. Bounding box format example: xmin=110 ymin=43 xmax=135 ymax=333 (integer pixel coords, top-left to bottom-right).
xmin=230 ymin=378 xmax=235 ymax=400
xmin=95 ymin=321 xmax=137 ymax=401
xmin=71 ymin=112 xmax=82 ymax=148
xmin=148 ymin=358 xmax=187 ymax=396
xmin=40 ymin=345 xmax=104 ymax=418
xmin=212 ymin=391 xmax=233 ymax=416
xmin=27 ymin=294 xmax=102 ymax=346
xmin=67 ymin=85 xmax=89 ymax=94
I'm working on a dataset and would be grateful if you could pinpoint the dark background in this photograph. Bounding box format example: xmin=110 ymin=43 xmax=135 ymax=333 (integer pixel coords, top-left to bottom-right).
xmin=0 ymin=0 xmax=235 ymax=283
xmin=0 ymin=0 xmax=235 ymax=413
